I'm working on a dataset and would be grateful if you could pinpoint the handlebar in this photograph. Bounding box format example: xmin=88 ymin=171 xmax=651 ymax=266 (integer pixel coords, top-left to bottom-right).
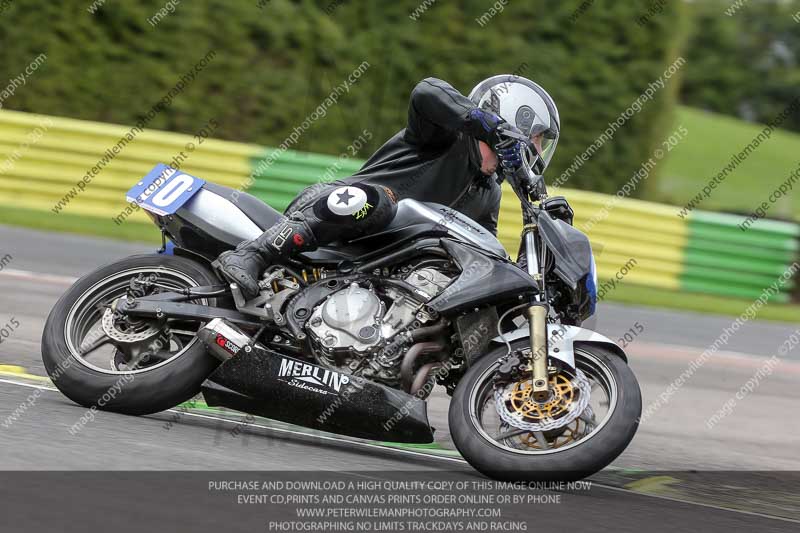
xmin=503 ymin=156 xmax=547 ymax=207
xmin=495 ymin=127 xmax=547 ymax=204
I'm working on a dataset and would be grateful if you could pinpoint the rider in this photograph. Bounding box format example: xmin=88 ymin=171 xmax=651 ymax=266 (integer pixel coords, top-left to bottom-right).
xmin=214 ymin=75 xmax=560 ymax=298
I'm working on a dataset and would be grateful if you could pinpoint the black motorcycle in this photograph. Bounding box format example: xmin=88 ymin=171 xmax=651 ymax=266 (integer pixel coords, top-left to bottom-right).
xmin=42 ymin=155 xmax=641 ymax=481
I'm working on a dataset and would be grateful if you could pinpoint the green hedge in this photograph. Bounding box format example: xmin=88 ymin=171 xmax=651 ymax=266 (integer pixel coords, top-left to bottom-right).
xmin=680 ymin=0 xmax=800 ymax=134
xmin=0 ymin=0 xmax=687 ymax=194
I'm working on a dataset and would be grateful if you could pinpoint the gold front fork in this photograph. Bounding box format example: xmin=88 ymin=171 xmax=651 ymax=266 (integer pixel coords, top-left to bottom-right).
xmin=522 ymin=222 xmax=550 ymax=402
xmin=528 ymin=304 xmax=550 ymax=401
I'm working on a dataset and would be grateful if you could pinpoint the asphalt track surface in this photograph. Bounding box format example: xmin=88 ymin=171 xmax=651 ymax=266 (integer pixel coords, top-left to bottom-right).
xmin=0 ymin=225 xmax=799 ymax=531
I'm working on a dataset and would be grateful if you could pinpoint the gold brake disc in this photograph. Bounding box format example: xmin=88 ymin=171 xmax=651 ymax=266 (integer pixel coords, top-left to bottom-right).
xmin=499 ymin=371 xmax=594 ymax=450
xmin=509 ymin=373 xmax=576 ymax=422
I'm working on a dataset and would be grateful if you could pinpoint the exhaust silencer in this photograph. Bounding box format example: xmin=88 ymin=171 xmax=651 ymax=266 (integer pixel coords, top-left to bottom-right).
xmin=197 ymin=319 xmax=434 ymax=443
xmin=197 ymin=318 xmax=254 ymax=361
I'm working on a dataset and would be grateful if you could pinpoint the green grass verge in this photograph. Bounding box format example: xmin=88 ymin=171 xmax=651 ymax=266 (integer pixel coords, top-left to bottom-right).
xmin=0 ymin=204 xmax=159 ymax=244
xmin=654 ymin=106 xmax=800 ymax=221
xmin=3 ymin=205 xmax=798 ymax=321
xmin=604 ymin=282 xmax=800 ymax=323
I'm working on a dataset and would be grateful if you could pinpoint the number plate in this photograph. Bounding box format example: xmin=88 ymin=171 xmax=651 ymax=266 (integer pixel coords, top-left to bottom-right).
xmin=125 ymin=164 xmax=205 ymax=216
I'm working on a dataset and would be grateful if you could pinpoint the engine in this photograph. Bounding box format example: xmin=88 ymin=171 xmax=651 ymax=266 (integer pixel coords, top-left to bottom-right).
xmin=305 ymin=266 xmax=453 ymax=385
xmin=306 ymin=283 xmax=384 ymax=355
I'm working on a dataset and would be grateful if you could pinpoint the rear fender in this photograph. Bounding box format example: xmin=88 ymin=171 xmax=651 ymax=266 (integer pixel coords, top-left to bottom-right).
xmin=171 ymin=245 xmax=217 ymax=268
xmin=489 ymin=324 xmax=627 ymax=371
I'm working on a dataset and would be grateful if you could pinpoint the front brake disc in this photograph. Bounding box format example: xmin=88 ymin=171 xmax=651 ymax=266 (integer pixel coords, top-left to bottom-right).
xmin=494 ymin=369 xmax=592 ymax=432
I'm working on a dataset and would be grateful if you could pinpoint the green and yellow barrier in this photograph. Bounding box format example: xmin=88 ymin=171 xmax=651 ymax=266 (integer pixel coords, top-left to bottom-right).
xmin=0 ymin=109 xmax=797 ymax=302
xmin=498 ymin=187 xmax=797 ymax=302
xmin=248 ymin=148 xmax=363 ymax=211
xmin=498 ymin=188 xmax=689 ymax=291
xmin=0 ymin=109 xmax=259 ymax=222
xmin=683 ymin=211 xmax=798 ymax=301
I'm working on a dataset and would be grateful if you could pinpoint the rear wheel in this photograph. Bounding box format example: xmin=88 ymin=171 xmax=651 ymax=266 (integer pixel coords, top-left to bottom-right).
xmin=449 ymin=339 xmax=641 ymax=481
xmin=41 ymin=254 xmax=221 ymax=415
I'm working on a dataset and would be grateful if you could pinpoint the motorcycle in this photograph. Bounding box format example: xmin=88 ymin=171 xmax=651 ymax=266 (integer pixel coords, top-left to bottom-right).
xmin=42 ymin=145 xmax=641 ymax=481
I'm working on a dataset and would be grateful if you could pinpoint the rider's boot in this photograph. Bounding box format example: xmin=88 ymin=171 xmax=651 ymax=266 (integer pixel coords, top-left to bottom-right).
xmin=212 ymin=214 xmax=317 ymax=299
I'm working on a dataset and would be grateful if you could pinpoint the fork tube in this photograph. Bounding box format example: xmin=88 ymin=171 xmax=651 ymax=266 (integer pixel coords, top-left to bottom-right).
xmin=522 ymin=223 xmax=550 ymax=401
xmin=524 ymin=228 xmax=539 ymax=282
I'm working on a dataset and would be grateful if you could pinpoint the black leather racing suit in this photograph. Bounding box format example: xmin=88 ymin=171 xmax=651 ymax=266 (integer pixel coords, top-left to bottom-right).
xmin=214 ymin=77 xmax=504 ymax=298
xmin=287 ymin=76 xmax=502 ymax=235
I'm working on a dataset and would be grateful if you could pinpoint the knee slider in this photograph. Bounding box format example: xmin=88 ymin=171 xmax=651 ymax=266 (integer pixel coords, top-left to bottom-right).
xmin=314 ymin=184 xmax=396 ymax=230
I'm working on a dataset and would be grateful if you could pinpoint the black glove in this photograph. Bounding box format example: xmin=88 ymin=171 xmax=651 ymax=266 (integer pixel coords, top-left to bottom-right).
xmin=496 ymin=140 xmax=525 ymax=173
xmin=467 ymin=108 xmax=514 ymax=148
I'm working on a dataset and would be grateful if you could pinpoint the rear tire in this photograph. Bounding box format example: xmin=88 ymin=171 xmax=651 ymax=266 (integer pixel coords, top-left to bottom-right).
xmin=449 ymin=340 xmax=641 ymax=481
xmin=41 ymin=254 xmax=221 ymax=416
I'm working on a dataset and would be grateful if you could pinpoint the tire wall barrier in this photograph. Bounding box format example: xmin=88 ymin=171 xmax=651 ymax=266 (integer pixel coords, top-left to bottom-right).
xmin=0 ymin=110 xmax=797 ymax=302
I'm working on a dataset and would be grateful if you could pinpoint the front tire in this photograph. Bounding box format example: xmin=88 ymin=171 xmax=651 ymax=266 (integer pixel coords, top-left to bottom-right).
xmin=41 ymin=254 xmax=221 ymax=416
xmin=449 ymin=340 xmax=641 ymax=481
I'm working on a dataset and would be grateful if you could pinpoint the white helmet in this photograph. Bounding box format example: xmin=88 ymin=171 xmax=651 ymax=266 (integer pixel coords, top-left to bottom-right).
xmin=468 ymin=75 xmax=560 ymax=175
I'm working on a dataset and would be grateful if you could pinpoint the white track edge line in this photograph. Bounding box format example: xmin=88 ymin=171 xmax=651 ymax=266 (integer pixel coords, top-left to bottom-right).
xmin=0 ymin=268 xmax=77 ymax=285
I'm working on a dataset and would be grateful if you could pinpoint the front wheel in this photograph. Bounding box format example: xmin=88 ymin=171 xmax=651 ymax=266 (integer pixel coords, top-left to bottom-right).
xmin=449 ymin=339 xmax=641 ymax=481
xmin=41 ymin=254 xmax=222 ymax=416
